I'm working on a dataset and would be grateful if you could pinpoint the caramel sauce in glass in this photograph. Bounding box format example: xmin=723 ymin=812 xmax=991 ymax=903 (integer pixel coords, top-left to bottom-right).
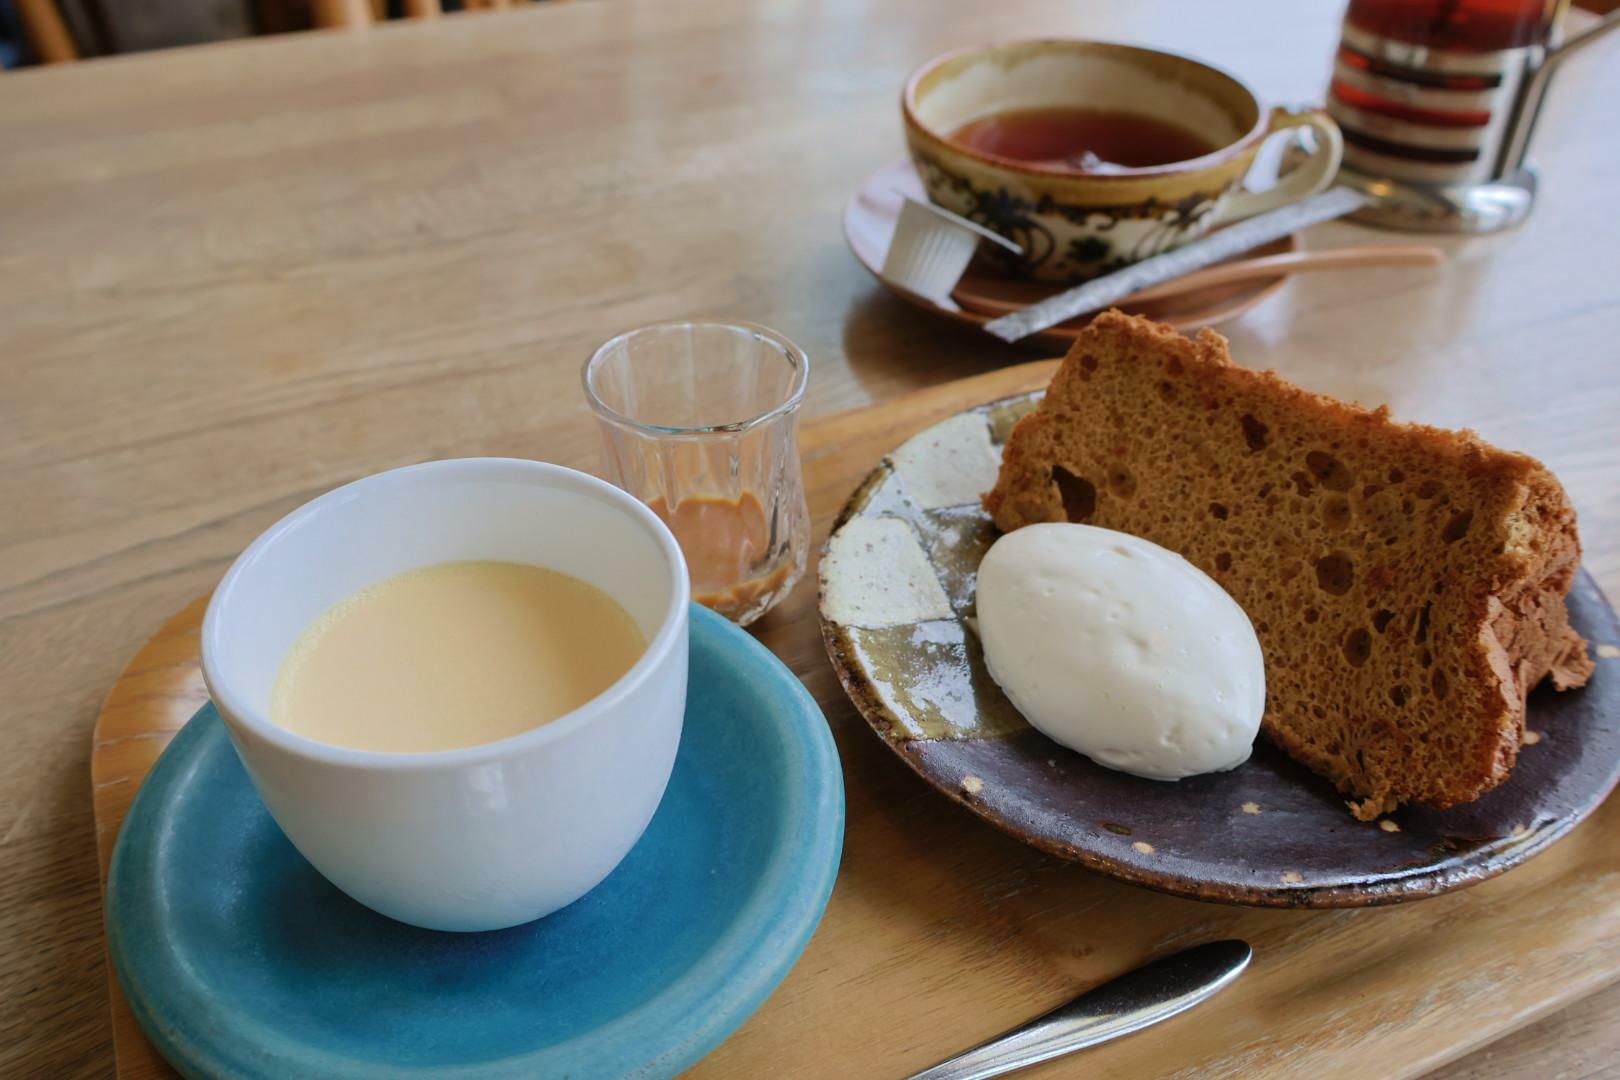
xmin=646 ymin=494 xmax=794 ymax=621
xmin=585 ymin=320 xmax=810 ymax=627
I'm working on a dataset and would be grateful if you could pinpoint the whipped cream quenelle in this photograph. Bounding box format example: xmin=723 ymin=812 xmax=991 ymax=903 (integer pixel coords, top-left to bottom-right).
xmin=975 ymin=523 xmax=1265 ymax=780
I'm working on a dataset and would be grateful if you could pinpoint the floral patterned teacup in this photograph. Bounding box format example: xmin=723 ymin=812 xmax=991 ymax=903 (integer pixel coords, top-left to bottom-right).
xmin=902 ymin=40 xmax=1342 ymax=284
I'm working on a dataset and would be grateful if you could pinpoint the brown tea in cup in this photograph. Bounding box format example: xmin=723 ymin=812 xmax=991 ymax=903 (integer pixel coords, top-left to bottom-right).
xmin=950 ymin=106 xmax=1220 ymax=172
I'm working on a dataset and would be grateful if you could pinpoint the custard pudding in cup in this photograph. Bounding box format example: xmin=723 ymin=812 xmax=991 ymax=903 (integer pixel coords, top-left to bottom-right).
xmin=200 ymin=458 xmax=690 ymax=932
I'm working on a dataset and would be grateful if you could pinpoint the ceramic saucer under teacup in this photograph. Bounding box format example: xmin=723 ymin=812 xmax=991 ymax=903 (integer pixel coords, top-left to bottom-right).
xmin=845 ymin=160 xmax=1297 ymax=349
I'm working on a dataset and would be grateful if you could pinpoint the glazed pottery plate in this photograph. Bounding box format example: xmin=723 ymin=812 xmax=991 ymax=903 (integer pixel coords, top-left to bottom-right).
xmin=106 ymin=604 xmax=844 ymax=1079
xmin=844 ymin=160 xmax=1296 ymax=349
xmin=817 ymin=393 xmax=1620 ymax=907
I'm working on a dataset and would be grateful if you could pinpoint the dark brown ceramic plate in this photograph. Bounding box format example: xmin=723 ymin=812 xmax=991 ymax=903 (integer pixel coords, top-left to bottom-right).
xmin=816 ymin=392 xmax=1620 ymax=907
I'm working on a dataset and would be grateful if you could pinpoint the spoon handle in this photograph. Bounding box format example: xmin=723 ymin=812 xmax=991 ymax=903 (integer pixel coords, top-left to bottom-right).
xmin=904 ymin=940 xmax=1252 ymax=1080
xmin=1125 ymin=244 xmax=1444 ymax=302
xmin=953 ymin=245 xmax=1443 ymax=318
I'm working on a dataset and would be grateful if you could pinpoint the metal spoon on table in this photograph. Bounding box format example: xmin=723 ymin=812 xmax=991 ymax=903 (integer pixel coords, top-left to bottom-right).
xmin=905 ymin=940 xmax=1252 ymax=1080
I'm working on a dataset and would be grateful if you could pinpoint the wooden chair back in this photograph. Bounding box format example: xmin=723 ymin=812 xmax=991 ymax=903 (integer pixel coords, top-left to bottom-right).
xmin=313 ymin=0 xmax=520 ymax=27
xmin=17 ymin=0 xmax=79 ymax=62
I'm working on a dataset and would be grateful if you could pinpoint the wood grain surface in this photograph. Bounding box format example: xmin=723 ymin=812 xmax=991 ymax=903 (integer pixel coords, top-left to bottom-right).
xmin=3 ymin=0 xmax=1619 ymax=1077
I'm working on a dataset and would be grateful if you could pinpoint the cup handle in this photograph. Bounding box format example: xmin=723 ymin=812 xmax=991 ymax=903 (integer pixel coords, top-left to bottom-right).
xmin=1205 ymin=106 xmax=1343 ymax=227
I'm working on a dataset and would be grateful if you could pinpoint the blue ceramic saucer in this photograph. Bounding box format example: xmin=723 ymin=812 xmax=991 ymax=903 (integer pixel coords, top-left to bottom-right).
xmin=106 ymin=604 xmax=844 ymax=1079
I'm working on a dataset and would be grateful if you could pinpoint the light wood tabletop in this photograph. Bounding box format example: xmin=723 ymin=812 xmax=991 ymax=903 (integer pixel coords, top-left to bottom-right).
xmin=3 ymin=1 xmax=1618 ymax=1077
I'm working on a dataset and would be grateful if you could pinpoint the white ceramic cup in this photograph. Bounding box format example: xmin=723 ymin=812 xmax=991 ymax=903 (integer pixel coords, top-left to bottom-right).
xmin=200 ymin=458 xmax=691 ymax=933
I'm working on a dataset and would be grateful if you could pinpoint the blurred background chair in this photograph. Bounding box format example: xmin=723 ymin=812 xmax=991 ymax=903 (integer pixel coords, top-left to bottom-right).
xmin=3 ymin=0 xmax=530 ymax=67
xmin=15 ymin=0 xmax=79 ymax=62
xmin=3 ymin=0 xmax=1609 ymax=68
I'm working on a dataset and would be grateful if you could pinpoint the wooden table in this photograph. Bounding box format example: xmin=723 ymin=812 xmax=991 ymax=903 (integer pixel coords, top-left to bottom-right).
xmin=3 ymin=1 xmax=1617 ymax=1076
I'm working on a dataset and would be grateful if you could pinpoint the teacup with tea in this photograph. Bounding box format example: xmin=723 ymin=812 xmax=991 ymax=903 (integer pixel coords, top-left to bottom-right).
xmin=903 ymin=40 xmax=1343 ymax=282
